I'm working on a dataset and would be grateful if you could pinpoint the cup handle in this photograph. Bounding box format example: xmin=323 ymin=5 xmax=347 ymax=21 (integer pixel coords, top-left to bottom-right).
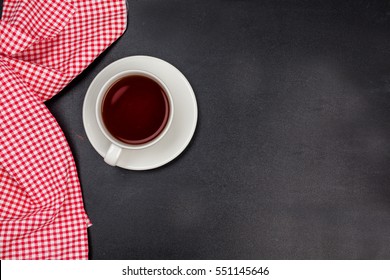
xmin=104 ymin=144 xmax=122 ymax=166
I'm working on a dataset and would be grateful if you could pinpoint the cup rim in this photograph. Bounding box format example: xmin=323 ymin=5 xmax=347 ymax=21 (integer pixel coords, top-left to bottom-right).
xmin=95 ymin=69 xmax=174 ymax=150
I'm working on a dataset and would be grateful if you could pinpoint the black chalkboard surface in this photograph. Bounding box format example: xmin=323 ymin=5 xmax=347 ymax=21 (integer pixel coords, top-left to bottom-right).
xmin=2 ymin=0 xmax=390 ymax=259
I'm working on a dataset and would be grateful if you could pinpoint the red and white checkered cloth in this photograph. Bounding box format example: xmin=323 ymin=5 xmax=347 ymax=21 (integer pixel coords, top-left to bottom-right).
xmin=0 ymin=0 xmax=127 ymax=259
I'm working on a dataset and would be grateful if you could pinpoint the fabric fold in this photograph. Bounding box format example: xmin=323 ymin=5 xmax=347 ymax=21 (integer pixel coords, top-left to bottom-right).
xmin=0 ymin=0 xmax=76 ymax=56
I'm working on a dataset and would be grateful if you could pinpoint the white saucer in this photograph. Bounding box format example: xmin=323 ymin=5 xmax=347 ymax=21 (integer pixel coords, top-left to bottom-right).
xmin=83 ymin=56 xmax=198 ymax=170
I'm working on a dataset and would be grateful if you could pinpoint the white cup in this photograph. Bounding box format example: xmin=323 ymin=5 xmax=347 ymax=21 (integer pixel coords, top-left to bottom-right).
xmin=95 ymin=70 xmax=174 ymax=166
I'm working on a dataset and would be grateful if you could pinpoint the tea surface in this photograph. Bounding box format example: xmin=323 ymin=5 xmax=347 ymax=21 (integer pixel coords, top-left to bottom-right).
xmin=102 ymin=75 xmax=169 ymax=145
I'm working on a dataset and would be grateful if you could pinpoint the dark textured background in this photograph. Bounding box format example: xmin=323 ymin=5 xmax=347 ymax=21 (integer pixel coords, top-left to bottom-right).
xmin=2 ymin=0 xmax=390 ymax=259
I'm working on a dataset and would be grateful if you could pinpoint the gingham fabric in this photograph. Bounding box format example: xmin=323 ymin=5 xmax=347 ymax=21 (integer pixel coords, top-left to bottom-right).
xmin=0 ymin=0 xmax=127 ymax=259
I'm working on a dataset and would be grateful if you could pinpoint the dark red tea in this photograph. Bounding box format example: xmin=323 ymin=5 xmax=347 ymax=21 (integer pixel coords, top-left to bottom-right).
xmin=101 ymin=75 xmax=170 ymax=145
